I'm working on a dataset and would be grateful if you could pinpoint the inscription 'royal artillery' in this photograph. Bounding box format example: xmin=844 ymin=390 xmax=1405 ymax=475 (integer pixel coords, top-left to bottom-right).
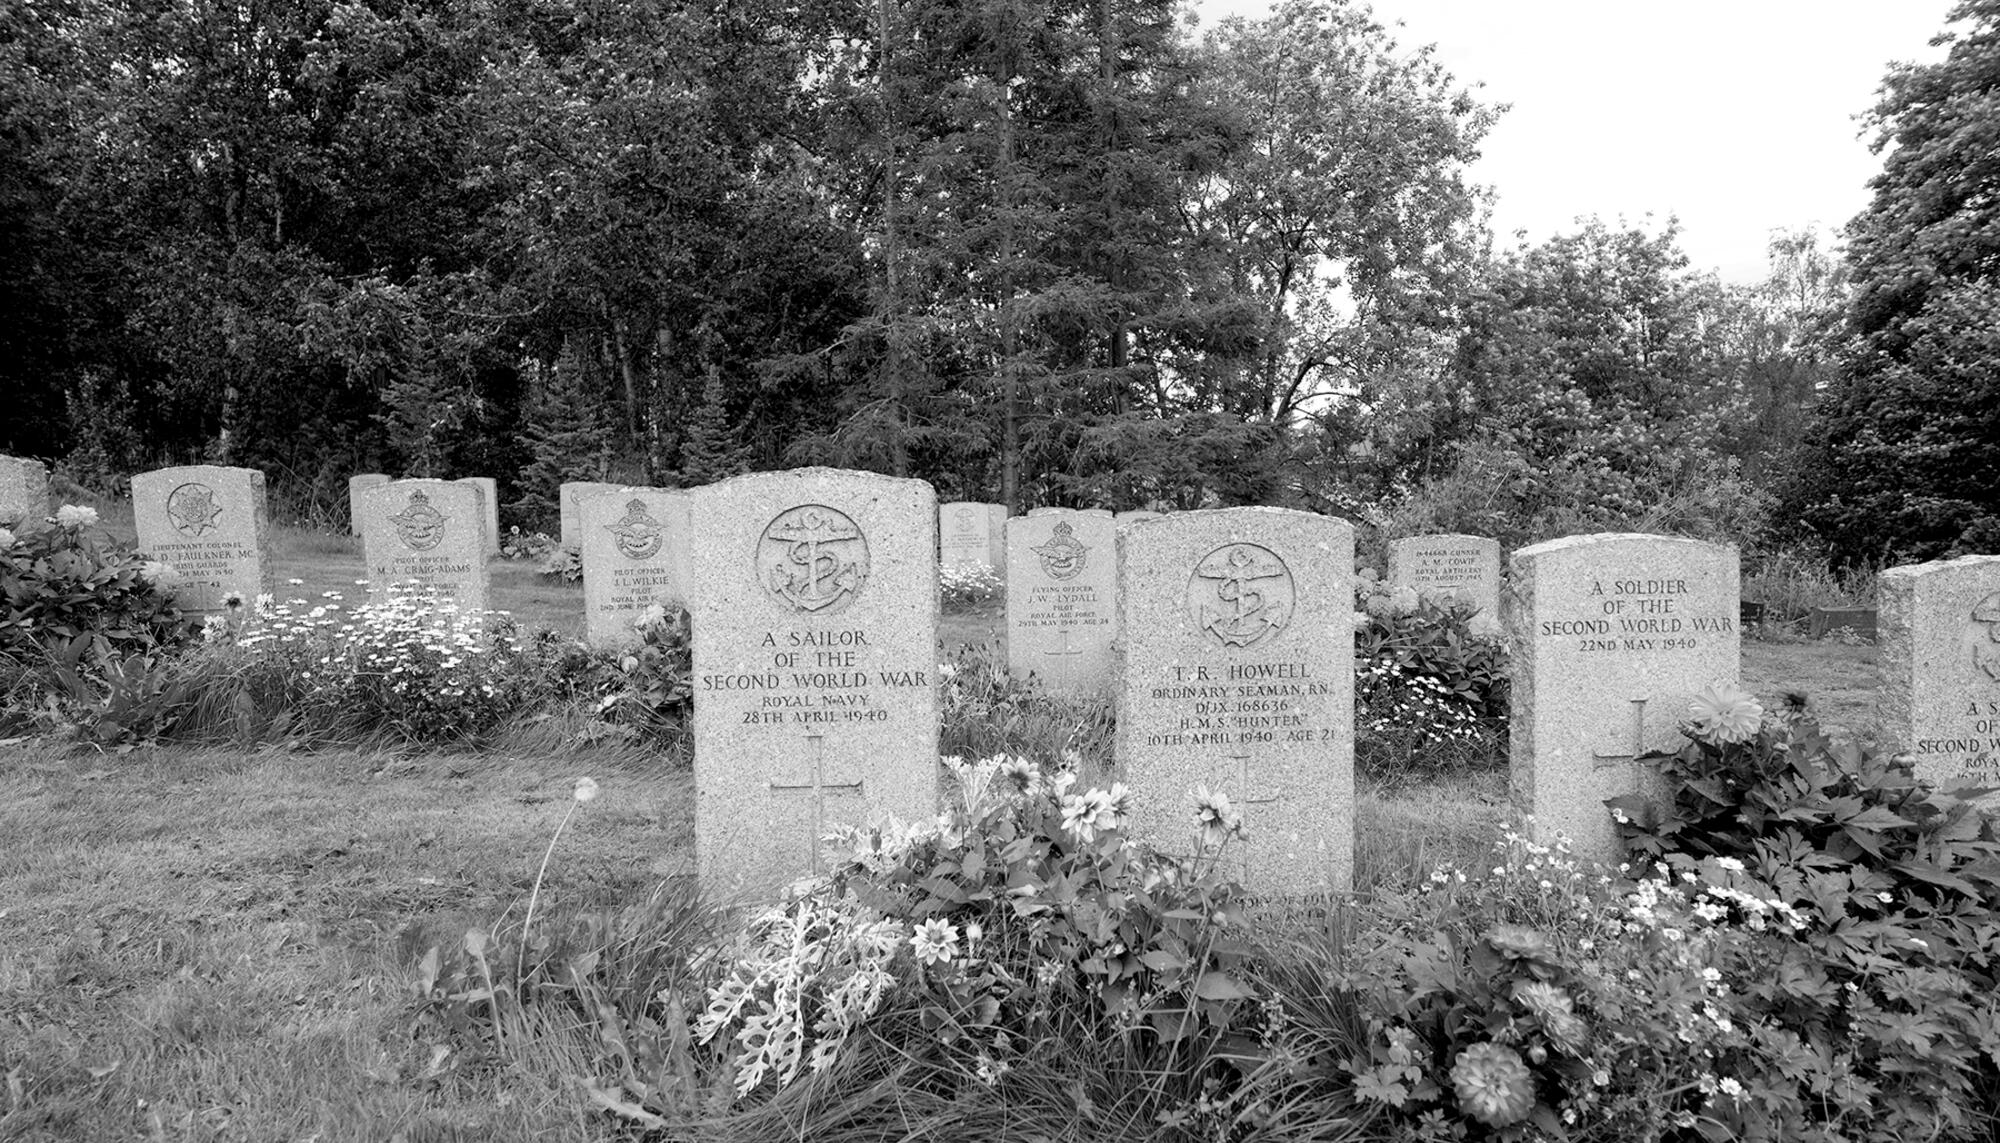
xmin=606 ymin=498 xmax=666 ymax=560
xmin=166 ymin=483 xmax=224 ymax=538
xmin=1188 ymin=543 xmax=1293 ymax=649
xmin=762 ymin=504 xmax=869 ymax=615
xmin=389 ymin=490 xmax=449 ymax=551
xmin=1033 ymin=520 xmax=1089 ymax=581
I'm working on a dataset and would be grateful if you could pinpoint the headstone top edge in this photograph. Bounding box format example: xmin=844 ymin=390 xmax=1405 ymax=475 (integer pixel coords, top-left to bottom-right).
xmin=693 ymin=467 xmax=938 ymax=499
xmin=1880 ymin=553 xmax=2000 ymax=580
xmin=1512 ymin=532 xmax=1737 ymax=559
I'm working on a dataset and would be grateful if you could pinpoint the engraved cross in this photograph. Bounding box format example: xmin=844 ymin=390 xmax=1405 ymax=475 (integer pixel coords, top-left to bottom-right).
xmin=768 ymin=731 xmax=865 ymax=875
xmin=1221 ymin=746 xmax=1282 ymax=878
xmin=1042 ymin=628 xmax=1084 ymax=658
xmin=1592 ymin=697 xmax=1651 ymax=782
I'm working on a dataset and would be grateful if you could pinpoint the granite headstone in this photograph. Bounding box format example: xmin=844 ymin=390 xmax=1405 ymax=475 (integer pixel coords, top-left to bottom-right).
xmin=357 ymin=479 xmax=491 ymax=613
xmin=130 ymin=465 xmax=271 ymax=612
xmin=1005 ymin=510 xmax=1118 ymax=695
xmin=1389 ymin=533 xmax=1502 ymax=617
xmin=940 ymin=501 xmax=1007 ymax=573
xmin=560 ymin=481 xmax=625 ymax=549
xmin=581 ymin=487 xmax=691 ymax=648
xmin=1879 ymin=555 xmax=2000 ymax=795
xmin=0 ymin=455 xmax=51 ymax=528
xmin=348 ymin=474 xmax=390 ymax=535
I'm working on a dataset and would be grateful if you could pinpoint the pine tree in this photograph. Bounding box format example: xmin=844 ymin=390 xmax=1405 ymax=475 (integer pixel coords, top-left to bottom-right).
xmin=514 ymin=339 xmax=615 ymax=531
xmin=678 ymin=368 xmax=752 ymax=486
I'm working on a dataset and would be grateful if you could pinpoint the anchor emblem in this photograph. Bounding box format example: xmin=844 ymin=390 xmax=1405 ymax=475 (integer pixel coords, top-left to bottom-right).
xmin=606 ymin=498 xmax=665 ymax=560
xmin=761 ymin=504 xmax=868 ymax=615
xmin=1032 ymin=521 xmax=1088 ymax=581
xmin=1190 ymin=543 xmax=1292 ymax=649
xmin=165 ymin=482 xmax=223 ymax=538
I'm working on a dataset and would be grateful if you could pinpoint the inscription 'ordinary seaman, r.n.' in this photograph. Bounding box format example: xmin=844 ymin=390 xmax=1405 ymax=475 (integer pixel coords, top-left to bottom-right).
xmin=1187 ymin=542 xmax=1293 ymax=649
xmin=761 ymin=504 xmax=869 ymax=615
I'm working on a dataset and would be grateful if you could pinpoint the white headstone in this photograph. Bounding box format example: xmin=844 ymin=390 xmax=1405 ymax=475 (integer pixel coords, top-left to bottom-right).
xmin=1879 ymin=555 xmax=2000 ymax=795
xmin=560 ymin=481 xmax=625 ymax=549
xmin=1509 ymin=534 xmax=1741 ymax=862
xmin=1116 ymin=508 xmax=1356 ymax=899
xmin=0 ymin=455 xmax=51 ymax=528
xmin=348 ymin=474 xmax=390 ymax=536
xmin=130 ymin=465 xmax=271 ymax=612
xmin=357 ymin=479 xmax=491 ymax=613
xmin=1389 ymin=533 xmax=1502 ymax=618
xmin=456 ymin=477 xmax=500 ymax=554
xmin=687 ymin=468 xmax=940 ymax=898
xmin=939 ymin=501 xmax=1007 ymax=573
xmin=1005 ymin=510 xmax=1117 ymax=695
xmin=581 ymin=487 xmax=691 ymax=648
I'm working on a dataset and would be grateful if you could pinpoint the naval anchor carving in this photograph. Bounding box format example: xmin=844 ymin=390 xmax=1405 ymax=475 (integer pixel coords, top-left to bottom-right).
xmin=1188 ymin=542 xmax=1293 ymax=649
xmin=606 ymin=498 xmax=666 ymax=560
xmin=166 ymin=482 xmax=223 ymax=538
xmin=761 ymin=504 xmax=868 ymax=615
xmin=1033 ymin=521 xmax=1088 ymax=581
xmin=389 ymin=490 xmax=449 ymax=551
xmin=1974 ymin=592 xmax=2000 ymax=683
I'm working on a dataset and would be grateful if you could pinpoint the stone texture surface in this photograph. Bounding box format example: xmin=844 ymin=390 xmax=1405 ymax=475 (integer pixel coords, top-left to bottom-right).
xmin=0 ymin=455 xmax=50 ymax=528
xmin=581 ymin=486 xmax=691 ymax=648
xmin=357 ymin=479 xmax=491 ymax=613
xmin=457 ymin=477 xmax=500 ymax=553
xmin=1879 ymin=555 xmax=2000 ymax=795
xmin=130 ymin=465 xmax=271 ymax=612
xmin=348 ymin=474 xmax=390 ymax=535
xmin=561 ymin=481 xmax=625 ymax=549
xmin=1005 ymin=510 xmax=1118 ymax=695
xmin=1389 ymin=533 xmax=1502 ymax=618
xmin=1115 ymin=507 xmax=1355 ymax=898
xmin=1116 ymin=510 xmax=1163 ymax=524
xmin=687 ymin=468 xmax=940 ymax=900
xmin=1509 ymin=533 xmax=1740 ymax=862
xmin=939 ymin=501 xmax=1007 ymax=573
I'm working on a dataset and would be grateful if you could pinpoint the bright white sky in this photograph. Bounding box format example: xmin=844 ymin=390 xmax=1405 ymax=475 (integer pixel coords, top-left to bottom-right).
xmin=1190 ymin=0 xmax=1958 ymax=283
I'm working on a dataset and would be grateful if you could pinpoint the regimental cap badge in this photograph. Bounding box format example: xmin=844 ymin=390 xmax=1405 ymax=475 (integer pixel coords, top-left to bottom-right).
xmin=165 ymin=482 xmax=223 ymax=538
xmin=607 ymin=497 xmax=665 ymax=560
xmin=389 ymin=489 xmax=449 ymax=551
xmin=1032 ymin=520 xmax=1088 ymax=582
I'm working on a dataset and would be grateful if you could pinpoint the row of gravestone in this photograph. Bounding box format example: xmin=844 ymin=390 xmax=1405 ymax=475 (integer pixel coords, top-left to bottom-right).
xmin=7 ymin=455 xmax=1999 ymax=902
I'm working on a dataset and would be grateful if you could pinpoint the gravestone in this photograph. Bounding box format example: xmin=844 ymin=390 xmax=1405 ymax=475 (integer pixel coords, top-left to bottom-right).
xmin=457 ymin=477 xmax=500 ymax=554
xmin=348 ymin=474 xmax=390 ymax=535
xmin=687 ymin=468 xmax=940 ymax=898
xmin=1005 ymin=510 xmax=1118 ymax=695
xmin=1115 ymin=508 xmax=1355 ymax=898
xmin=1028 ymin=507 xmax=1112 ymax=519
xmin=1116 ymin=510 xmax=1163 ymax=524
xmin=357 ymin=479 xmax=491 ymax=613
xmin=0 ymin=455 xmax=51 ymax=528
xmin=1809 ymin=606 xmax=1878 ymax=641
xmin=939 ymin=501 xmax=1007 ymax=573
xmin=1510 ymin=534 xmax=1740 ymax=862
xmin=1879 ymin=555 xmax=2000 ymax=795
xmin=560 ymin=481 xmax=624 ymax=549
xmin=580 ymin=487 xmax=691 ymax=648
xmin=130 ymin=465 xmax=271 ymax=612
xmin=1389 ymin=533 xmax=1502 ymax=618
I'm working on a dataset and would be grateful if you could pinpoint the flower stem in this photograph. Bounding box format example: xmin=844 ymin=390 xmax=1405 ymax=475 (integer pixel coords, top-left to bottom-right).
xmin=518 ymin=801 xmax=577 ymax=984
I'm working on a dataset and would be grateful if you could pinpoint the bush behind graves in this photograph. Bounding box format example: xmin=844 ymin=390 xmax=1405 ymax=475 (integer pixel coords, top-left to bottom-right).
xmin=1612 ymin=693 xmax=2000 ymax=1141
xmin=939 ymin=644 xmax=1114 ymax=777
xmin=1353 ymin=572 xmax=1508 ymax=785
xmin=0 ymin=507 xmax=187 ymax=660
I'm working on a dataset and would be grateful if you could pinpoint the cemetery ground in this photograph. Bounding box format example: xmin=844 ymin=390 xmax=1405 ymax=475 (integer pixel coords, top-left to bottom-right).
xmin=0 ymin=515 xmax=1892 ymax=1141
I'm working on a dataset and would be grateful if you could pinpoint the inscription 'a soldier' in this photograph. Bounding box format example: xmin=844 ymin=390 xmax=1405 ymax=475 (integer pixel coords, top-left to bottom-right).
xmin=1188 ymin=543 xmax=1293 ymax=649
xmin=761 ymin=504 xmax=869 ymax=615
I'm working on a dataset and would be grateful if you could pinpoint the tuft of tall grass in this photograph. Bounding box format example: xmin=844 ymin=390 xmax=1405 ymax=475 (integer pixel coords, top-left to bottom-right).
xmin=939 ymin=643 xmax=1114 ymax=778
xmin=1741 ymin=545 xmax=1877 ymax=623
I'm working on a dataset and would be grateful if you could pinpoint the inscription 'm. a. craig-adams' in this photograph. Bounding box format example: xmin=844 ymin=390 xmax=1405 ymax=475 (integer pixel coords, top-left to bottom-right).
xmin=165 ymin=482 xmax=224 ymax=539
xmin=1188 ymin=543 xmax=1293 ymax=649
xmin=761 ymin=504 xmax=868 ymax=615
xmin=1032 ymin=520 xmax=1088 ymax=581
xmin=389 ymin=490 xmax=449 ymax=551
xmin=606 ymin=498 xmax=666 ymax=560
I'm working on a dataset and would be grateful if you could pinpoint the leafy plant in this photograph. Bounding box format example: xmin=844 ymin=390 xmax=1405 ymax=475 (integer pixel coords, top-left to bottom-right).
xmin=939 ymin=563 xmax=1004 ymax=605
xmin=1612 ymin=690 xmax=2000 ymax=1141
xmin=938 ymin=643 xmax=1113 ymax=775
xmin=498 ymin=526 xmax=556 ymax=562
xmin=1353 ymin=570 xmax=1508 ymax=785
xmin=0 ymin=508 xmax=187 ymax=658
xmin=537 ymin=544 xmax=582 ymax=584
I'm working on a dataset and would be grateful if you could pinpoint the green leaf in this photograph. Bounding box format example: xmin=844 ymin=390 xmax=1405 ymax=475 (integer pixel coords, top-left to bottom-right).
xmin=1193 ymin=970 xmax=1252 ymax=1001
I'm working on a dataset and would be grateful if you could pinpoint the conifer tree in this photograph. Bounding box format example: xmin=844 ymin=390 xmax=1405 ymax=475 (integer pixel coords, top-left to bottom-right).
xmin=679 ymin=368 xmax=752 ymax=486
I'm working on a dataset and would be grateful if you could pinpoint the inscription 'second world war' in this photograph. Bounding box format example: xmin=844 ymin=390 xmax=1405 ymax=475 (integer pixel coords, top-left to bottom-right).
xmin=1032 ymin=520 xmax=1088 ymax=581
xmin=761 ymin=504 xmax=868 ymax=615
xmin=165 ymin=482 xmax=223 ymax=538
xmin=606 ymin=498 xmax=666 ymax=560
xmin=1188 ymin=542 xmax=1293 ymax=649
xmin=389 ymin=490 xmax=449 ymax=551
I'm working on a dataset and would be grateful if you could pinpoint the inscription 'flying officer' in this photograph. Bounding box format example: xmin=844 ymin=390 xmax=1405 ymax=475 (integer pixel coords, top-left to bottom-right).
xmin=762 ymin=505 xmax=868 ymax=615
xmin=1191 ymin=543 xmax=1292 ymax=649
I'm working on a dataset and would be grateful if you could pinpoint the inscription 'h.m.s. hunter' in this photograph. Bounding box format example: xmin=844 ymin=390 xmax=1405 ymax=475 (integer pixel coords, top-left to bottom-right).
xmin=1188 ymin=543 xmax=1293 ymax=649
xmin=762 ymin=505 xmax=867 ymax=615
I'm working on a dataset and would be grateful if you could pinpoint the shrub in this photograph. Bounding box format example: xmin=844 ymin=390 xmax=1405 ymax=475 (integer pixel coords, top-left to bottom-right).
xmin=1611 ymin=691 xmax=2000 ymax=1140
xmin=499 ymin=526 xmax=557 ymax=563
xmin=1352 ymin=570 xmax=1508 ymax=785
xmin=537 ymin=544 xmax=582 ymax=583
xmin=0 ymin=507 xmax=187 ymax=659
xmin=235 ymin=583 xmax=536 ymax=745
xmin=940 ymin=562 xmax=1004 ymax=605
xmin=939 ymin=643 xmax=1113 ymax=775
xmin=518 ymin=605 xmax=695 ymax=748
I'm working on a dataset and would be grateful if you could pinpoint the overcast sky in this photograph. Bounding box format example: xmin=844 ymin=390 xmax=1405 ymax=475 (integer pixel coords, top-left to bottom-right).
xmin=1191 ymin=0 xmax=1958 ymax=283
